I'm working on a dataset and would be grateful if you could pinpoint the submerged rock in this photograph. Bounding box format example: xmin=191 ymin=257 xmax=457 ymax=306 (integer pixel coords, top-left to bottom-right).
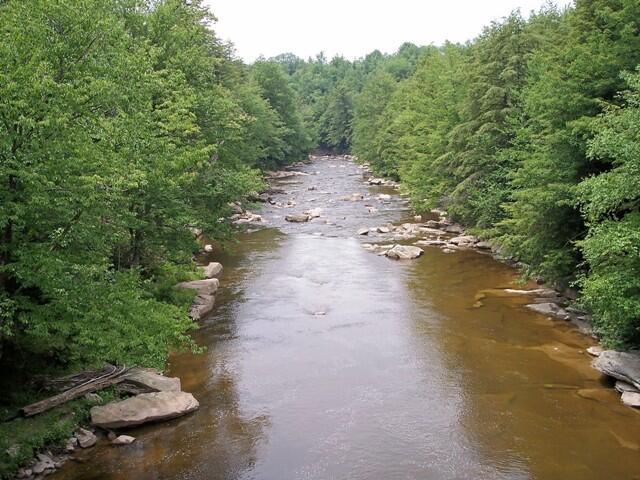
xmin=593 ymin=350 xmax=640 ymax=390
xmin=385 ymin=245 xmax=424 ymax=260
xmin=525 ymin=302 xmax=570 ymax=320
xmin=91 ymin=391 xmax=199 ymax=429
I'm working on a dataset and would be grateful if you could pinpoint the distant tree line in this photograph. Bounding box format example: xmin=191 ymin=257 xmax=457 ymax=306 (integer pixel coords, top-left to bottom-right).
xmin=274 ymin=0 xmax=640 ymax=347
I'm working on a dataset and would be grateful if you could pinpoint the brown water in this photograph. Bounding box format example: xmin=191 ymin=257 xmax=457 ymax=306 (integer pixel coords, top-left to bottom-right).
xmin=54 ymin=157 xmax=640 ymax=480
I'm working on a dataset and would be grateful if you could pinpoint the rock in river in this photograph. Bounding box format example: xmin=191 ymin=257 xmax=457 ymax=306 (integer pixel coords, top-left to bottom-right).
xmin=177 ymin=278 xmax=219 ymax=296
xmin=123 ymin=367 xmax=181 ymax=392
xmin=111 ymin=435 xmax=136 ymax=445
xmin=385 ymin=245 xmax=424 ymax=260
xmin=91 ymin=391 xmax=199 ymax=429
xmin=621 ymin=392 xmax=640 ymax=408
xmin=75 ymin=427 xmax=97 ymax=448
xmin=285 ymin=214 xmax=310 ymax=223
xmin=525 ymin=302 xmax=570 ymax=320
xmin=199 ymin=262 xmax=223 ymax=279
xmin=189 ymin=294 xmax=216 ymax=321
xmin=593 ymin=350 xmax=640 ymax=390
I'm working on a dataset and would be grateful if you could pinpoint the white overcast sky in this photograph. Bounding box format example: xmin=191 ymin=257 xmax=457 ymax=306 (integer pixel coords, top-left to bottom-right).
xmin=204 ymin=0 xmax=574 ymax=62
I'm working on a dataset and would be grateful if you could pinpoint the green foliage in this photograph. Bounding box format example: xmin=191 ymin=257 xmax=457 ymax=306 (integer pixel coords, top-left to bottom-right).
xmin=250 ymin=61 xmax=311 ymax=164
xmin=0 ymin=390 xmax=118 ymax=479
xmin=341 ymin=1 xmax=640 ymax=345
xmin=0 ymin=0 xmax=308 ymax=378
xmin=576 ymin=69 xmax=640 ymax=346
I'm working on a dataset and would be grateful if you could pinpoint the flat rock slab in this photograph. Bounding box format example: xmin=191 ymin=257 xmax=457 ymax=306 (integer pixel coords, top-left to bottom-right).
xmin=177 ymin=278 xmax=219 ymax=296
xmin=621 ymin=392 xmax=640 ymax=407
xmin=593 ymin=350 xmax=640 ymax=390
xmin=91 ymin=391 xmax=199 ymax=429
xmin=385 ymin=245 xmax=424 ymax=260
xmin=199 ymin=262 xmax=223 ymax=279
xmin=587 ymin=346 xmax=604 ymax=357
xmin=112 ymin=435 xmax=136 ymax=445
xmin=525 ymin=302 xmax=570 ymax=320
xmin=615 ymin=380 xmax=639 ymax=394
xmin=123 ymin=367 xmax=181 ymax=392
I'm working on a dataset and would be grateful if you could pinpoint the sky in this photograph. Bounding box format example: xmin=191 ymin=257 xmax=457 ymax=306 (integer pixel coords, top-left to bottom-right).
xmin=204 ymin=0 xmax=574 ymax=62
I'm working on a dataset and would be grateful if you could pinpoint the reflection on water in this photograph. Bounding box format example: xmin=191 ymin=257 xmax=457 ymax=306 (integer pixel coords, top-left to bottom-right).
xmin=54 ymin=159 xmax=640 ymax=480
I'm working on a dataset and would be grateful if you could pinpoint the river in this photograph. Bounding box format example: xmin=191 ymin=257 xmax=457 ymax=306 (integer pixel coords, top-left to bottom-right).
xmin=54 ymin=156 xmax=640 ymax=480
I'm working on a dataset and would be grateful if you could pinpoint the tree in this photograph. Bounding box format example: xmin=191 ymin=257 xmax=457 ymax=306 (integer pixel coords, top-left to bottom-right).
xmin=576 ymin=68 xmax=640 ymax=346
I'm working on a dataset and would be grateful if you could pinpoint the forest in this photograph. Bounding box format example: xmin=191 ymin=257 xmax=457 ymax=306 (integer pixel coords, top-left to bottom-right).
xmin=1 ymin=0 xmax=639 ymax=427
xmin=276 ymin=0 xmax=640 ymax=348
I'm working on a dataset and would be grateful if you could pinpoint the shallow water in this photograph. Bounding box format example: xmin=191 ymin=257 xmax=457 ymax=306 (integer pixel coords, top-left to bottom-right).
xmin=54 ymin=157 xmax=640 ymax=480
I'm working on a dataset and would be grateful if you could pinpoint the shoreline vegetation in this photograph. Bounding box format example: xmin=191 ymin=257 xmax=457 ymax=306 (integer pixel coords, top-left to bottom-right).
xmin=1 ymin=0 xmax=639 ymax=478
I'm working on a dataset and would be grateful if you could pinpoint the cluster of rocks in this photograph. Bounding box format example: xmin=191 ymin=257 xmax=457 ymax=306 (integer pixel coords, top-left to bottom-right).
xmin=227 ymin=202 xmax=263 ymax=225
xmin=92 ymin=368 xmax=199 ymax=428
xmin=357 ymin=211 xmax=493 ymax=257
xmin=367 ymin=177 xmax=399 ymax=189
xmin=15 ymin=367 xmax=198 ymax=479
xmin=361 ymin=243 xmax=424 ymax=260
xmin=265 ymin=170 xmax=310 ymax=180
xmin=177 ymin=261 xmax=223 ymax=321
xmin=590 ymin=349 xmax=640 ymax=408
xmin=15 ymin=426 xmax=97 ymax=479
xmin=284 ymin=208 xmax=323 ymax=223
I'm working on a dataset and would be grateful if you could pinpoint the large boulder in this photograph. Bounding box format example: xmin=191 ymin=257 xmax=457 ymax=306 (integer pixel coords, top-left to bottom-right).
xmin=91 ymin=391 xmax=199 ymax=429
xmin=199 ymin=262 xmax=223 ymax=279
xmin=177 ymin=278 xmax=219 ymax=296
xmin=593 ymin=350 xmax=640 ymax=390
xmin=385 ymin=245 xmax=424 ymax=260
xmin=122 ymin=367 xmax=181 ymax=393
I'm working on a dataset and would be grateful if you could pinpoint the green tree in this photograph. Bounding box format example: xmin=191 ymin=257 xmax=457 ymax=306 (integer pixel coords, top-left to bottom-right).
xmin=576 ymin=68 xmax=640 ymax=346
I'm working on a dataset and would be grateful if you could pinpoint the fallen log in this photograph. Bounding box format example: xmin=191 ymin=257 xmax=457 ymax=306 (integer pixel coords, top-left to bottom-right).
xmin=22 ymin=365 xmax=128 ymax=417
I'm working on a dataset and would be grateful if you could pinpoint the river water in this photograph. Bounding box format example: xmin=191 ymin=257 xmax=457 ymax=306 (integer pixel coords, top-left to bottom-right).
xmin=54 ymin=157 xmax=640 ymax=480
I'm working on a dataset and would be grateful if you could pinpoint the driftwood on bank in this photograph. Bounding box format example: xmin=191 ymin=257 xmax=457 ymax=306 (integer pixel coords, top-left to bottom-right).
xmin=22 ymin=364 xmax=128 ymax=417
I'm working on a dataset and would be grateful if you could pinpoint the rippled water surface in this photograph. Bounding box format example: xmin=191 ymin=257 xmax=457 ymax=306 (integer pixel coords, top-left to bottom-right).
xmin=54 ymin=158 xmax=640 ymax=480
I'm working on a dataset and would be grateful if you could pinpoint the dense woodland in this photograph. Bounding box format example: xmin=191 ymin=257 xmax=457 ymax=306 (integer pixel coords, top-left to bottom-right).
xmin=1 ymin=0 xmax=639 ymax=402
xmin=275 ymin=0 xmax=640 ymax=348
